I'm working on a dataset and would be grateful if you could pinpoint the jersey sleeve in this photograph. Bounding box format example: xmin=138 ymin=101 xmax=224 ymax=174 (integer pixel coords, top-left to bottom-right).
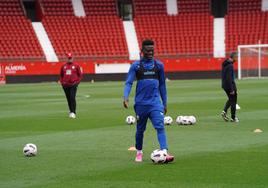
xmin=77 ymin=64 xmax=83 ymax=82
xmin=226 ymin=64 xmax=234 ymax=91
xmin=123 ymin=63 xmax=137 ymax=100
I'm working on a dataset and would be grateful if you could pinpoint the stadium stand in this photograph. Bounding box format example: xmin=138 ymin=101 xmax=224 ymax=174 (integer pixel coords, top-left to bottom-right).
xmin=134 ymin=0 xmax=213 ymax=56
xmin=1 ymin=0 xmax=267 ymax=61
xmin=228 ymin=0 xmax=261 ymax=12
xmin=134 ymin=0 xmax=166 ymax=15
xmin=42 ymin=0 xmax=128 ymax=59
xmin=0 ymin=0 xmax=44 ymax=60
xmin=134 ymin=14 xmax=213 ymax=56
xmin=0 ymin=0 xmax=23 ymax=16
xmin=42 ymin=0 xmax=73 ymax=16
xmin=42 ymin=16 xmax=128 ymax=59
xmin=225 ymin=0 xmax=268 ymax=52
xmin=83 ymin=0 xmax=117 ymax=16
xmin=178 ymin=0 xmax=210 ymax=13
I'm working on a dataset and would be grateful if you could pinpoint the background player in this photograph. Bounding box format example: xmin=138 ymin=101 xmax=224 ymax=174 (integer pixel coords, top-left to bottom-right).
xmin=60 ymin=53 xmax=82 ymax=119
xmin=221 ymin=52 xmax=239 ymax=122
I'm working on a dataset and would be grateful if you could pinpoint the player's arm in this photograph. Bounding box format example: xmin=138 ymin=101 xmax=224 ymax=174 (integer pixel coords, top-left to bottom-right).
xmin=77 ymin=65 xmax=83 ymax=83
xmin=158 ymin=63 xmax=167 ymax=114
xmin=123 ymin=63 xmax=136 ymax=108
xmin=226 ymin=65 xmax=234 ymax=94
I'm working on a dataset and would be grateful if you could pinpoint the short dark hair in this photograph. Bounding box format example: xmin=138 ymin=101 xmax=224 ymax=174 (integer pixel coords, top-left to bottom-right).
xmin=230 ymin=52 xmax=237 ymax=59
xmin=142 ymin=39 xmax=154 ymax=48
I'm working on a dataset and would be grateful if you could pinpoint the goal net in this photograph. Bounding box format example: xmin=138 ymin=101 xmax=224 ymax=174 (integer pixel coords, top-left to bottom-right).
xmin=238 ymin=44 xmax=268 ymax=79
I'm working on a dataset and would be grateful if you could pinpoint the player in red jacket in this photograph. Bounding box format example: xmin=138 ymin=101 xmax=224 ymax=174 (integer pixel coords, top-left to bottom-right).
xmin=60 ymin=53 xmax=82 ymax=118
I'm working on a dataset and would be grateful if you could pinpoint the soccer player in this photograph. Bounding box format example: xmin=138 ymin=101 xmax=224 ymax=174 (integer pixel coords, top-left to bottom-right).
xmin=221 ymin=52 xmax=239 ymax=122
xmin=123 ymin=39 xmax=174 ymax=163
xmin=60 ymin=53 xmax=82 ymax=119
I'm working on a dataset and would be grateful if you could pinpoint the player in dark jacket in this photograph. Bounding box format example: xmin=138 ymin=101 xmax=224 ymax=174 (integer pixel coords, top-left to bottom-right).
xmin=60 ymin=53 xmax=82 ymax=119
xmin=221 ymin=52 xmax=239 ymax=122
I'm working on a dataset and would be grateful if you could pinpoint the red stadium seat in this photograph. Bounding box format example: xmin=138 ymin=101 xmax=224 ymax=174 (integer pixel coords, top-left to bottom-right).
xmin=228 ymin=0 xmax=261 ymax=12
xmin=134 ymin=13 xmax=213 ymax=56
xmin=0 ymin=2 xmax=44 ymax=60
xmin=42 ymin=15 xmax=128 ymax=59
xmin=225 ymin=10 xmax=268 ymax=52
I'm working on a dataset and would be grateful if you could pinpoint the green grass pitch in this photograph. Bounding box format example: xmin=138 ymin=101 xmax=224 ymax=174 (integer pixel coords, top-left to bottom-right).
xmin=0 ymin=79 xmax=268 ymax=188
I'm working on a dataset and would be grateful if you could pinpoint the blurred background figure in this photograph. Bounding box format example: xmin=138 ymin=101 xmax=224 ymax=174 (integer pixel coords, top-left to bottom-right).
xmin=221 ymin=52 xmax=239 ymax=123
xmin=60 ymin=53 xmax=82 ymax=119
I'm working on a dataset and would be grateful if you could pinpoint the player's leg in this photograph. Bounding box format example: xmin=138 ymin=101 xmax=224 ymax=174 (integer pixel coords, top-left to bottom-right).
xmin=230 ymin=91 xmax=238 ymax=122
xmin=223 ymin=100 xmax=231 ymax=113
xmin=149 ymin=110 xmax=167 ymax=150
xmin=150 ymin=109 xmax=174 ymax=163
xmin=63 ymin=86 xmax=72 ymax=114
xmin=222 ymin=90 xmax=231 ymax=121
xmin=134 ymin=105 xmax=149 ymax=162
xmin=69 ymin=84 xmax=78 ymax=114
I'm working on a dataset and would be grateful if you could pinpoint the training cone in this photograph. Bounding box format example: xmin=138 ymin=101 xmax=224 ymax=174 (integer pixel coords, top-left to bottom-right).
xmin=253 ymin=129 xmax=263 ymax=133
xmin=128 ymin=146 xmax=136 ymax=151
xmin=236 ymin=104 xmax=241 ymax=110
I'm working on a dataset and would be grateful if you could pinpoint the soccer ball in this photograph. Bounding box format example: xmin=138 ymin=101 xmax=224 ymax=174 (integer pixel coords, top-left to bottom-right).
xmin=23 ymin=143 xmax=37 ymax=157
xmin=181 ymin=116 xmax=191 ymax=125
xmin=150 ymin=149 xmax=167 ymax=164
xmin=188 ymin=115 xmax=196 ymax=125
xmin=176 ymin=115 xmax=197 ymax=125
xmin=164 ymin=116 xmax=173 ymax=125
xmin=176 ymin=116 xmax=184 ymax=125
xmin=125 ymin=115 xmax=136 ymax=125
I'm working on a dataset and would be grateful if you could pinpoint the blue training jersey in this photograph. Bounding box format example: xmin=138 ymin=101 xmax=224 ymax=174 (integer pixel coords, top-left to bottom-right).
xmin=123 ymin=59 xmax=167 ymax=107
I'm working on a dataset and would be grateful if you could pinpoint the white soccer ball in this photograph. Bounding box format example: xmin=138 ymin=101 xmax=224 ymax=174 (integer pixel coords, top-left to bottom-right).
xmin=125 ymin=115 xmax=136 ymax=125
xmin=23 ymin=143 xmax=37 ymax=157
xmin=164 ymin=116 xmax=173 ymax=125
xmin=176 ymin=116 xmax=193 ymax=125
xmin=176 ymin=116 xmax=184 ymax=125
xmin=150 ymin=149 xmax=167 ymax=164
xmin=188 ymin=115 xmax=196 ymax=124
xmin=181 ymin=116 xmax=191 ymax=125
